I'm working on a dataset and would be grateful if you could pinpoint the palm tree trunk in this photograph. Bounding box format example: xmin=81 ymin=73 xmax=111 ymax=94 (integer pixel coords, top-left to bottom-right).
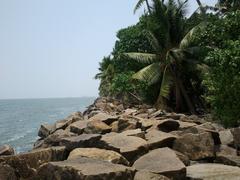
xmin=177 ymin=78 xmax=196 ymax=114
xmin=175 ymin=82 xmax=181 ymax=112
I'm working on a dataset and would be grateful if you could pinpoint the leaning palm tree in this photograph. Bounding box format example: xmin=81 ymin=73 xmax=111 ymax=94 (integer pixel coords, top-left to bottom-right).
xmin=125 ymin=0 xmax=204 ymax=113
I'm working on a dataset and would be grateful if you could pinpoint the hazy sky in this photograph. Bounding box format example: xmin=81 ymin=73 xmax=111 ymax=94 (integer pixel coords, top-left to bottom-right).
xmin=0 ymin=0 xmax=216 ymax=99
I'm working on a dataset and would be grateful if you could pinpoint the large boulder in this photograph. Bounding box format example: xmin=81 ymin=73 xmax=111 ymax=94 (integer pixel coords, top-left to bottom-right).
xmin=0 ymin=163 xmax=18 ymax=180
xmin=59 ymin=134 xmax=102 ymax=151
xmin=0 ymin=146 xmax=67 ymax=179
xmin=215 ymin=145 xmax=240 ymax=167
xmin=157 ymin=119 xmax=180 ymax=132
xmin=145 ymin=130 xmax=177 ymax=150
xmin=187 ymin=163 xmax=240 ymax=180
xmin=133 ymin=148 xmax=186 ymax=179
xmin=69 ymin=120 xmax=88 ymax=135
xmin=179 ymin=126 xmax=221 ymax=145
xmin=120 ymin=129 xmax=145 ymax=139
xmin=99 ymin=133 xmax=148 ymax=162
xmin=38 ymin=124 xmax=55 ymax=138
xmin=68 ymin=148 xmax=129 ymax=166
xmin=173 ymin=132 xmax=215 ymax=160
xmin=88 ymin=112 xmax=118 ymax=125
xmin=111 ymin=117 xmax=141 ymax=133
xmin=134 ymin=170 xmax=170 ymax=180
xmin=84 ymin=120 xmax=112 ymax=134
xmin=219 ymin=129 xmax=234 ymax=145
xmin=38 ymin=112 xmax=83 ymax=138
xmin=0 ymin=145 xmax=14 ymax=156
xmin=37 ymin=157 xmax=135 ymax=180
xmin=137 ymin=118 xmax=157 ymax=131
xmin=174 ymin=150 xmax=190 ymax=166
xmin=44 ymin=129 xmax=77 ymax=146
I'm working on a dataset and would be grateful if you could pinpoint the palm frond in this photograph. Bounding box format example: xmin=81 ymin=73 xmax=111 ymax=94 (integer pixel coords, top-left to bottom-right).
xmin=132 ymin=63 xmax=162 ymax=85
xmin=180 ymin=23 xmax=205 ymax=49
xmin=145 ymin=30 xmax=162 ymax=52
xmin=134 ymin=0 xmax=146 ymax=14
xmin=159 ymin=66 xmax=173 ymax=99
xmin=124 ymin=52 xmax=160 ymax=64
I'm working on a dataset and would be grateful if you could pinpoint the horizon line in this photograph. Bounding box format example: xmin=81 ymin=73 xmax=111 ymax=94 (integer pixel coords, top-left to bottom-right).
xmin=0 ymin=96 xmax=97 ymax=101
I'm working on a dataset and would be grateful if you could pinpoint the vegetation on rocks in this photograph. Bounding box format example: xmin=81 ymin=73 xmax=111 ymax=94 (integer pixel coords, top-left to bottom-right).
xmin=96 ymin=0 xmax=240 ymax=127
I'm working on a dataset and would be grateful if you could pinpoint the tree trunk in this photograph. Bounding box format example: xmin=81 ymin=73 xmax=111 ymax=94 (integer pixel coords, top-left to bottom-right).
xmin=175 ymin=82 xmax=182 ymax=112
xmin=177 ymin=78 xmax=196 ymax=114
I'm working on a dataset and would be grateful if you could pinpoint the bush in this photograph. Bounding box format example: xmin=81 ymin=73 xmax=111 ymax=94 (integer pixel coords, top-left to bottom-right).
xmin=203 ymin=40 xmax=240 ymax=127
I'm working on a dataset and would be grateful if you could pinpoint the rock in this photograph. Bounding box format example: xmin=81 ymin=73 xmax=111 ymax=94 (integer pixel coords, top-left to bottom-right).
xmin=38 ymin=124 xmax=55 ymax=138
xmin=173 ymin=132 xmax=215 ymax=160
xmin=137 ymin=117 xmax=157 ymax=131
xmin=157 ymin=119 xmax=180 ymax=132
xmin=120 ymin=129 xmax=145 ymax=139
xmin=197 ymin=122 xmax=216 ymax=130
xmin=44 ymin=129 xmax=77 ymax=146
xmin=174 ymin=150 xmax=190 ymax=166
xmin=0 ymin=145 xmax=14 ymax=156
xmin=145 ymin=130 xmax=177 ymax=150
xmin=134 ymin=170 xmax=170 ymax=180
xmin=59 ymin=134 xmax=102 ymax=151
xmin=100 ymin=133 xmax=148 ymax=162
xmin=89 ymin=112 xmax=118 ymax=125
xmin=215 ymin=145 xmax=240 ymax=167
xmin=187 ymin=163 xmax=240 ymax=180
xmin=112 ymin=117 xmax=141 ymax=133
xmin=0 ymin=146 xmax=67 ymax=178
xmin=133 ymin=148 xmax=186 ymax=179
xmin=219 ymin=129 xmax=234 ymax=145
xmin=136 ymin=113 xmax=149 ymax=119
xmin=180 ymin=115 xmax=205 ymax=124
xmin=165 ymin=113 xmax=183 ymax=120
xmin=0 ymin=163 xmax=18 ymax=180
xmin=123 ymin=108 xmax=137 ymax=116
xmin=180 ymin=126 xmax=221 ymax=145
xmin=231 ymin=127 xmax=240 ymax=149
xmin=84 ymin=120 xmax=112 ymax=134
xmin=149 ymin=110 xmax=165 ymax=118
xmin=69 ymin=120 xmax=88 ymax=135
xmin=68 ymin=148 xmax=129 ymax=166
xmin=178 ymin=121 xmax=197 ymax=130
xmin=38 ymin=112 xmax=83 ymax=138
xmin=216 ymin=145 xmax=237 ymax=156
xmin=37 ymin=157 xmax=135 ymax=180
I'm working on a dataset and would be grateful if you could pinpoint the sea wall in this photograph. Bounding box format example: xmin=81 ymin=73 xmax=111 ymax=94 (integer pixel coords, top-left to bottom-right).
xmin=0 ymin=97 xmax=240 ymax=180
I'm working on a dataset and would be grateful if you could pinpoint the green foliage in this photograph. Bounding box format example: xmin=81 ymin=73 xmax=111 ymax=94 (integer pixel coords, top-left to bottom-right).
xmin=203 ymin=40 xmax=240 ymax=127
xmin=124 ymin=0 xmax=205 ymax=113
xmin=110 ymin=72 xmax=148 ymax=100
xmin=193 ymin=11 xmax=240 ymax=126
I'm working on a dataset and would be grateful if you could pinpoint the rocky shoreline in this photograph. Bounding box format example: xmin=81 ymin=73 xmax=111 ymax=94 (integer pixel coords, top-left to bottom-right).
xmin=0 ymin=97 xmax=240 ymax=179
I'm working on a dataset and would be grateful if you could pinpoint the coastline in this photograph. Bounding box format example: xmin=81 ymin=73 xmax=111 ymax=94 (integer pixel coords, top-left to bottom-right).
xmin=0 ymin=97 xmax=240 ymax=179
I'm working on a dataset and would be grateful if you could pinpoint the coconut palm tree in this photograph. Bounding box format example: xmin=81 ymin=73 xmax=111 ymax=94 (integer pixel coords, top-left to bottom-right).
xmin=125 ymin=0 xmax=204 ymax=113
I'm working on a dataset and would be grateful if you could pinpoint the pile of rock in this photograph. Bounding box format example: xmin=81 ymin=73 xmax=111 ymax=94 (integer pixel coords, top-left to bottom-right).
xmin=0 ymin=97 xmax=240 ymax=180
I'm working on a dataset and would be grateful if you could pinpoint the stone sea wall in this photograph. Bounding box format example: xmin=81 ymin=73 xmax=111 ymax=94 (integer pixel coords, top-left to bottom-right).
xmin=0 ymin=97 xmax=240 ymax=180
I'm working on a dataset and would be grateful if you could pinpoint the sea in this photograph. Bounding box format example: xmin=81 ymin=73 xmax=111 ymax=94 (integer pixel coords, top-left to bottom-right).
xmin=0 ymin=97 xmax=95 ymax=153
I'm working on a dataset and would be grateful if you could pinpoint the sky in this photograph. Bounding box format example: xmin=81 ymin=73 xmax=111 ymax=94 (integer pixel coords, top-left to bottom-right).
xmin=0 ymin=0 xmax=216 ymax=99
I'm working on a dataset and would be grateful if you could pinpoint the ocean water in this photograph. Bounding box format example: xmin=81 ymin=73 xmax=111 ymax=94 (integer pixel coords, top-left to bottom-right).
xmin=0 ymin=97 xmax=95 ymax=153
